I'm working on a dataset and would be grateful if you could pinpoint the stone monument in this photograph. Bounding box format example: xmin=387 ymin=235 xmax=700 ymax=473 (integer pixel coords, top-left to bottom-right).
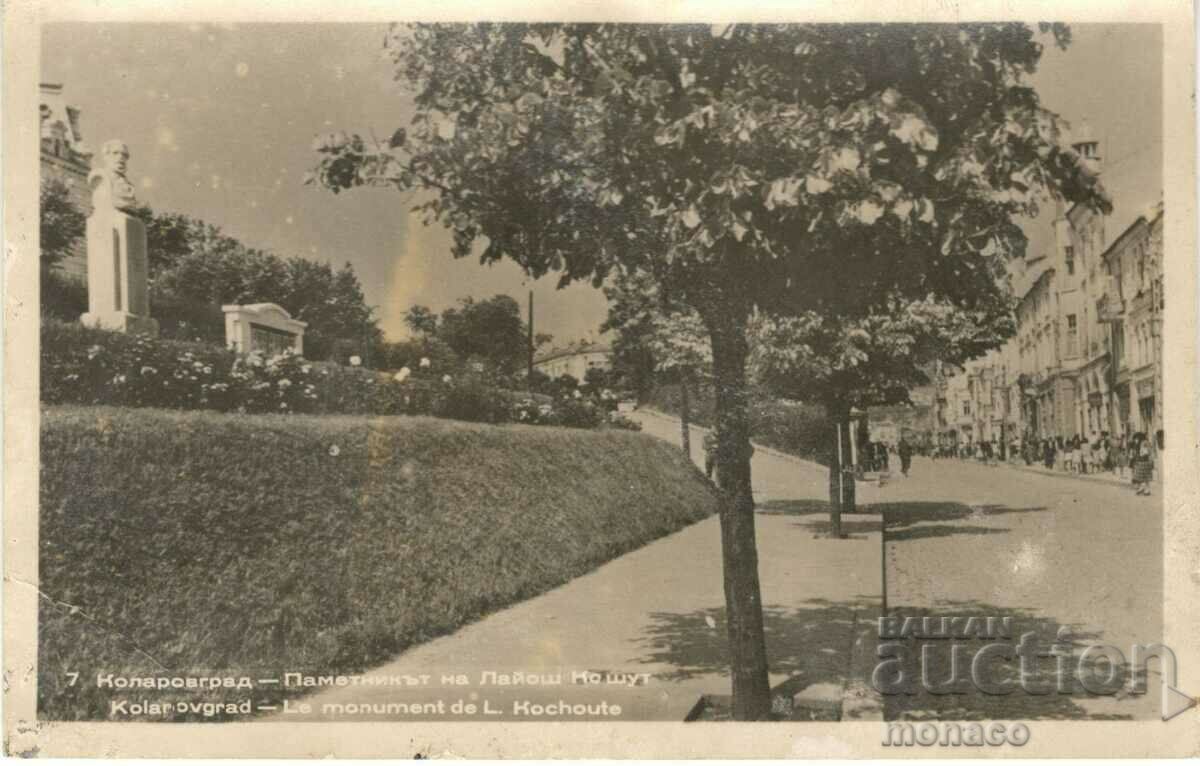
xmin=222 ymin=303 xmax=307 ymax=356
xmin=80 ymin=139 xmax=159 ymax=336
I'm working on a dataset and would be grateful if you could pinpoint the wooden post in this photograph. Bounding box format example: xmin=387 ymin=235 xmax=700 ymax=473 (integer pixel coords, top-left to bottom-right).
xmin=849 ymin=413 xmax=858 ymax=469
xmin=527 ymin=290 xmax=534 ymax=384
xmin=880 ymin=512 xmax=888 ymax=614
xmin=833 ymin=422 xmax=844 ymax=539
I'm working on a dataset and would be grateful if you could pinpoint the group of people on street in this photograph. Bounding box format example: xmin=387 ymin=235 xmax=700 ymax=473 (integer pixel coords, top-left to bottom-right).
xmin=855 ymin=438 xmax=917 ymax=478
xmin=701 ymin=421 xmax=1159 ymax=497
xmin=936 ymin=430 xmax=1161 ymax=496
xmin=701 ymin=428 xmax=917 ymax=482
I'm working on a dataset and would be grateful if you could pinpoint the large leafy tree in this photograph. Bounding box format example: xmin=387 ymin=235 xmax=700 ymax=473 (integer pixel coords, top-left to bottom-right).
xmin=131 ymin=204 xmax=383 ymax=358
xmin=438 ymin=294 xmax=530 ymax=375
xmin=750 ymin=294 xmax=1015 ymax=532
xmin=404 ymin=304 xmax=440 ymax=336
xmin=310 ymin=22 xmax=1107 ymax=719
xmin=604 ymin=269 xmax=710 ymax=453
xmin=601 ymin=272 xmax=662 ymax=402
xmin=39 ymin=178 xmax=86 ymax=273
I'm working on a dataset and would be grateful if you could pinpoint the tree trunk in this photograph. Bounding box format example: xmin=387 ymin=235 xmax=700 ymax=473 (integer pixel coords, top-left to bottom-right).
xmin=679 ymin=373 xmax=692 ymax=456
xmin=708 ymin=313 xmax=772 ymax=721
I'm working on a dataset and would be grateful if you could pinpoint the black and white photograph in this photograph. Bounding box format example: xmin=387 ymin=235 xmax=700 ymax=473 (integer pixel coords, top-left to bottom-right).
xmin=4 ymin=1 xmax=1198 ymax=758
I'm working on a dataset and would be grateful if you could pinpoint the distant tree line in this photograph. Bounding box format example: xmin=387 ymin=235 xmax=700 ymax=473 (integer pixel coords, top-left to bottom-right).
xmin=379 ymin=295 xmax=552 ymax=382
xmin=40 ymin=177 xmax=382 ymax=362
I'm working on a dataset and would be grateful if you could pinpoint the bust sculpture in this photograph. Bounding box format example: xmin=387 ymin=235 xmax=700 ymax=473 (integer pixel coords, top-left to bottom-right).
xmin=88 ymin=139 xmax=139 ymax=214
xmin=80 ymin=137 xmax=157 ymax=336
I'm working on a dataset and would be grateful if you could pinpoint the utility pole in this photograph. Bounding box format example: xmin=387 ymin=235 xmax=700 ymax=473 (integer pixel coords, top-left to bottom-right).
xmin=527 ymin=289 xmax=535 ymax=384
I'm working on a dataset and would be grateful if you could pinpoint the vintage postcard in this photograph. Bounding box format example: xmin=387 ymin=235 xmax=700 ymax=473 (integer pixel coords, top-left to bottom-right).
xmin=4 ymin=0 xmax=1198 ymax=758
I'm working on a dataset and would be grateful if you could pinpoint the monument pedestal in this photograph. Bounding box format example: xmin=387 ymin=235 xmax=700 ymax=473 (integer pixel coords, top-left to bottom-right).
xmin=80 ymin=209 xmax=158 ymax=336
xmin=80 ymin=310 xmax=160 ymax=335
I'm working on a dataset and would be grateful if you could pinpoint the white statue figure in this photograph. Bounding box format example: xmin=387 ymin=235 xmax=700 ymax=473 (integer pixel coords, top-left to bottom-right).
xmin=88 ymin=139 xmax=139 ymax=213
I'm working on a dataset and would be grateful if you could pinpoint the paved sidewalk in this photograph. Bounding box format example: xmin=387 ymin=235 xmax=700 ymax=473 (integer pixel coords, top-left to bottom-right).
xmin=286 ymin=410 xmax=882 ymax=722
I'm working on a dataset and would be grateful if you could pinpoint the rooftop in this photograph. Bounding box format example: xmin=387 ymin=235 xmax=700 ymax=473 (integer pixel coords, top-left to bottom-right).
xmin=533 ymin=341 xmax=612 ymax=365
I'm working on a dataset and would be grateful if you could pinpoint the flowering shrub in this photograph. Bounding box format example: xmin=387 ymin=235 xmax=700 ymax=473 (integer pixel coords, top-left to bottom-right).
xmin=434 ymin=380 xmax=511 ymax=424
xmin=511 ymin=397 xmax=557 ymax=425
xmin=229 ymin=349 xmax=321 ymax=414
xmin=42 ymin=322 xmax=236 ymax=410
xmin=41 ymin=321 xmax=639 ymax=432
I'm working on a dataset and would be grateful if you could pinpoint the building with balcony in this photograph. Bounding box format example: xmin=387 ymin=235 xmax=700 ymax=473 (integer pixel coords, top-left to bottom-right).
xmin=1100 ymin=201 xmax=1164 ymax=441
xmin=1007 ymin=127 xmax=1108 ymax=443
xmin=939 ymin=122 xmax=1164 ymax=452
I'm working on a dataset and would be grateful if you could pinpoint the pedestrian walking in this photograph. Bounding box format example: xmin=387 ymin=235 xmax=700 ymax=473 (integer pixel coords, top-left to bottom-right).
xmin=703 ymin=429 xmax=719 ymax=481
xmin=1043 ymin=439 xmax=1056 ymax=470
xmin=1132 ymin=433 xmax=1154 ymax=495
xmin=1093 ymin=434 xmax=1107 ymax=476
xmin=898 ymin=437 xmax=913 ymax=477
xmin=1113 ymin=435 xmax=1128 ymax=481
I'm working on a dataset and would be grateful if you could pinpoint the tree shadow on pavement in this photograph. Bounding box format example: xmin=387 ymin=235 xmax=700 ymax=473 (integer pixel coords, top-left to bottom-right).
xmin=871 ymin=501 xmax=1048 ymax=542
xmin=758 ymin=499 xmax=878 ymax=517
xmin=632 ymin=597 xmax=874 ymax=690
xmin=878 ymin=600 xmax=1155 ymax=721
xmin=756 ymin=499 xmax=881 ymax=539
xmin=633 ymin=597 xmax=1158 ymax=721
xmin=755 ymin=499 xmax=1047 ymax=541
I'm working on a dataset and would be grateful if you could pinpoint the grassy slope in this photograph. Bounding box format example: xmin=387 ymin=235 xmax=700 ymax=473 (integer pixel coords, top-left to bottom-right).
xmin=39 ymin=406 xmax=719 ymax=719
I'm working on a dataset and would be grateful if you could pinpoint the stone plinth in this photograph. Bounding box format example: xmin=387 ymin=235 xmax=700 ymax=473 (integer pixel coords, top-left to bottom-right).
xmin=223 ymin=303 xmax=307 ymax=356
xmin=80 ymin=210 xmax=159 ymax=336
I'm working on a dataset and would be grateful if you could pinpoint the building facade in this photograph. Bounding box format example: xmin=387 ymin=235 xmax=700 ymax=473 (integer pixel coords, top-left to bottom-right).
xmin=941 ymin=127 xmax=1164 ymax=451
xmin=40 ymin=83 xmax=94 ymax=282
xmin=1100 ymin=203 xmax=1164 ymax=441
xmin=864 ymin=384 xmax=937 ymax=449
xmin=533 ymin=342 xmax=613 ymax=381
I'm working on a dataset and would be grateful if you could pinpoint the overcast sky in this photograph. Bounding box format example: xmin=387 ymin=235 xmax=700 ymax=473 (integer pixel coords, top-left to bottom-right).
xmin=43 ymin=23 xmax=1161 ymax=343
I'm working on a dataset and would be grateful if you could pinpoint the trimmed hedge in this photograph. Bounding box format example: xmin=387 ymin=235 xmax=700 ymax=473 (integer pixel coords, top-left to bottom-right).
xmin=39 ymin=406 xmax=714 ymax=719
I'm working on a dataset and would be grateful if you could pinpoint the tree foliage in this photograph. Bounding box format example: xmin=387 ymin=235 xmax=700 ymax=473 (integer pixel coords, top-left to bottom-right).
xmin=404 ymin=304 xmax=440 ymax=336
xmin=311 ymin=23 xmax=1103 ymax=323
xmin=125 ymin=205 xmax=383 ymax=359
xmin=40 ymin=178 xmax=86 ymax=272
xmin=749 ymin=295 xmax=1014 ymax=412
xmin=603 ymin=269 xmax=710 ymax=382
xmin=438 ymin=294 xmax=530 ymax=375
